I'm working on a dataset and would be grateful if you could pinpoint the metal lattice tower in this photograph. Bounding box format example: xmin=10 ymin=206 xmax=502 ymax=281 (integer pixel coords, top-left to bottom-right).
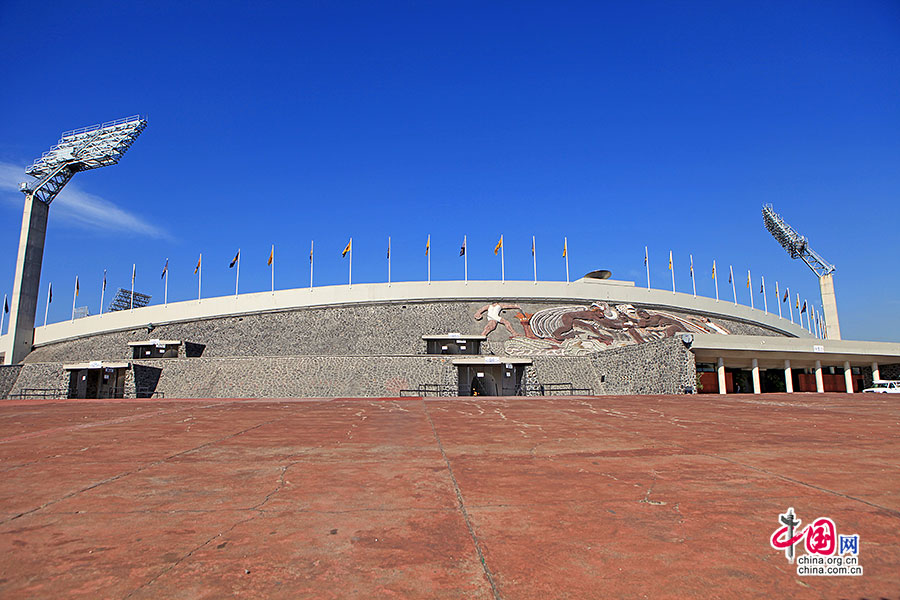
xmin=762 ymin=204 xmax=841 ymax=339
xmin=3 ymin=116 xmax=147 ymax=364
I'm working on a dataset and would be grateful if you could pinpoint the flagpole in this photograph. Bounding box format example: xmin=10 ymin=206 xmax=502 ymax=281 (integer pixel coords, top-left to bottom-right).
xmin=165 ymin=259 xmax=169 ymax=306
xmin=44 ymin=283 xmax=51 ymax=326
xmin=670 ymin=251 xmax=675 ymax=294
xmin=349 ymin=239 xmax=352 ymax=287
xmin=198 ymin=254 xmax=202 ymax=302
xmin=748 ymin=270 xmax=753 ymax=309
xmin=729 ymin=265 xmax=736 ymax=305
xmin=130 ymin=264 xmax=135 ymax=310
xmin=690 ymin=254 xmax=696 ymax=297
xmin=309 ymin=241 xmax=314 ymax=291
xmin=713 ymin=260 xmax=719 ymax=302
xmin=532 ymin=235 xmax=537 ymax=284
xmin=788 ymin=289 xmax=794 ymax=323
xmin=271 ymin=245 xmax=275 ymax=294
xmin=565 ymin=237 xmax=570 ymax=284
xmin=1 ymin=294 xmax=6 ymax=335
xmin=427 ymin=235 xmax=431 ymax=285
xmin=235 ymin=250 xmax=240 ymax=297
xmin=806 ymin=300 xmax=812 ymax=333
xmin=762 ymin=276 xmax=767 ymax=314
xmin=775 ymin=282 xmax=780 ymax=318
xmin=464 ymin=235 xmax=468 ymax=285
xmin=72 ymin=276 xmax=78 ymax=321
xmin=100 ymin=270 xmax=106 ymax=316
xmin=500 ymin=235 xmax=505 ymax=283
xmin=645 ymin=246 xmax=650 ymax=289
xmin=387 ymin=236 xmax=391 ymax=287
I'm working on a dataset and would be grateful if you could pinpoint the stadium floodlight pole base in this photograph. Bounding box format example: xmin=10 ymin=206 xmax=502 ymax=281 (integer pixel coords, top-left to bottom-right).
xmin=819 ymin=273 xmax=841 ymax=340
xmin=3 ymin=194 xmax=49 ymax=365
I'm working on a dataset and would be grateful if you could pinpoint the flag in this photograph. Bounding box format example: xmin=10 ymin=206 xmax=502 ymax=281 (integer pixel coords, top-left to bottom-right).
xmin=746 ymin=271 xmax=750 ymax=288
xmin=387 ymin=238 xmax=391 ymax=259
xmin=728 ymin=270 xmax=732 ymax=284
xmin=230 ymin=250 xmax=240 ymax=268
xmin=194 ymin=255 xmax=201 ymax=274
xmin=690 ymin=255 xmax=694 ymax=276
xmin=309 ymin=242 xmax=313 ymax=262
xmin=267 ymin=246 xmax=274 ymax=266
xmin=494 ymin=236 xmax=503 ymax=255
xmin=3 ymin=296 xmax=7 ymax=314
xmin=668 ymin=251 xmax=673 ymax=270
xmin=782 ymin=289 xmax=789 ymax=302
xmin=801 ymin=300 xmax=807 ymax=314
xmin=75 ymin=276 xmax=79 ymax=297
xmin=644 ymin=247 xmax=647 ymax=266
xmin=760 ymin=280 xmax=764 ymax=294
xmin=48 ymin=283 xmax=52 ymax=304
xmin=425 ymin=235 xmax=430 ymax=256
xmin=796 ymin=296 xmax=800 ymax=309
xmin=102 ymin=269 xmax=107 ymax=291
xmin=711 ymin=261 xmax=716 ymax=279
xmin=342 ymin=238 xmax=351 ymax=257
xmin=531 ymin=237 xmax=535 ymax=256
xmin=563 ymin=239 xmax=568 ymax=258
xmin=459 ymin=238 xmax=466 ymax=256
xmin=161 ymin=259 xmax=168 ymax=279
xmin=131 ymin=264 xmax=136 ymax=284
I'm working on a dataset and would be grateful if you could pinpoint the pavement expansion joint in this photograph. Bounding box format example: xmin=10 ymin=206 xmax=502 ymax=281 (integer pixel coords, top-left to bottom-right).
xmin=422 ymin=399 xmax=503 ymax=600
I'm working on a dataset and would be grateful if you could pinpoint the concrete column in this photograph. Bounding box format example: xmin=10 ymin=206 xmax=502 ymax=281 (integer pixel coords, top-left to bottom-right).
xmin=3 ymin=194 xmax=49 ymax=365
xmin=717 ymin=357 xmax=726 ymax=395
xmin=819 ymin=273 xmax=841 ymax=340
xmin=871 ymin=362 xmax=880 ymax=382
xmin=751 ymin=358 xmax=761 ymax=394
xmin=814 ymin=360 xmax=824 ymax=393
xmin=784 ymin=359 xmax=793 ymax=393
xmin=843 ymin=361 xmax=853 ymax=393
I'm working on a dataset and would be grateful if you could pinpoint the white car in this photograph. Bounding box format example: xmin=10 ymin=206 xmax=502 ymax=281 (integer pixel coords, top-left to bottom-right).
xmin=862 ymin=380 xmax=900 ymax=393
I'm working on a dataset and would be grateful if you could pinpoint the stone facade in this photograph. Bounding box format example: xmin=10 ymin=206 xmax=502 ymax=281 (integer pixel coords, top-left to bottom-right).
xmin=7 ymin=363 xmax=68 ymax=398
xmin=23 ymin=300 xmax=785 ymax=364
xmin=591 ymin=337 xmax=697 ymax=395
xmin=0 ymin=365 xmax=23 ymax=399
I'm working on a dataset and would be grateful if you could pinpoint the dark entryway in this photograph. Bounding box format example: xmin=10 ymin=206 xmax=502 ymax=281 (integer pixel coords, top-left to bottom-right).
xmin=456 ymin=362 xmax=525 ymax=396
xmin=68 ymin=367 xmax=127 ymax=399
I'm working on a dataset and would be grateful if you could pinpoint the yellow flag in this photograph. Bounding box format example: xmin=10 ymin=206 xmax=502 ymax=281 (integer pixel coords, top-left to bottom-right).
xmin=268 ymin=245 xmax=274 ymax=266
xmin=425 ymin=235 xmax=430 ymax=256
xmin=746 ymin=270 xmax=750 ymax=288
xmin=711 ymin=261 xmax=716 ymax=279
xmin=562 ymin=239 xmax=567 ymax=258
xmin=668 ymin=251 xmax=673 ymax=270
xmin=494 ymin=235 xmax=503 ymax=255
xmin=342 ymin=238 xmax=352 ymax=257
xmin=194 ymin=254 xmax=201 ymax=274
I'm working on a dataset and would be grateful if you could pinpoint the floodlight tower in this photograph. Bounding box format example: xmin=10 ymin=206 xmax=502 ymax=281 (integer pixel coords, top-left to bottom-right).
xmin=762 ymin=204 xmax=841 ymax=340
xmin=3 ymin=116 xmax=147 ymax=364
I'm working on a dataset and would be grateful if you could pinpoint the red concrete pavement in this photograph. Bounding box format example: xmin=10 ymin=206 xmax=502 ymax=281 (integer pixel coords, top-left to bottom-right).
xmin=0 ymin=393 xmax=897 ymax=598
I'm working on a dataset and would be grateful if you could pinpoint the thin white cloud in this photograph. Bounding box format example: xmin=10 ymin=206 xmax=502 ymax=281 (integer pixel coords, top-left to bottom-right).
xmin=0 ymin=161 xmax=167 ymax=239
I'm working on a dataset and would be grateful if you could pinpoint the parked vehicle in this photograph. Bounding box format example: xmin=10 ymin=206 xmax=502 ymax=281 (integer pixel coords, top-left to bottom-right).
xmin=862 ymin=380 xmax=900 ymax=393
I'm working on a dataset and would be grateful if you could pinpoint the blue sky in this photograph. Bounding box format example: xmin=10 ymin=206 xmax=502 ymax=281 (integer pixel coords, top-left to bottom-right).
xmin=1 ymin=1 xmax=898 ymax=340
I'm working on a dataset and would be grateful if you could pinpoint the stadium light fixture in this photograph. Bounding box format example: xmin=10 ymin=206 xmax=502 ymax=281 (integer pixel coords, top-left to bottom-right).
xmin=762 ymin=204 xmax=841 ymax=339
xmin=2 ymin=116 xmax=147 ymax=365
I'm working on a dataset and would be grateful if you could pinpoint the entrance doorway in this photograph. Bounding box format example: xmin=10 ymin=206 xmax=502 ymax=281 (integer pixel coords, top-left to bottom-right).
xmin=67 ymin=366 xmax=127 ymax=399
xmin=456 ymin=361 xmax=527 ymax=396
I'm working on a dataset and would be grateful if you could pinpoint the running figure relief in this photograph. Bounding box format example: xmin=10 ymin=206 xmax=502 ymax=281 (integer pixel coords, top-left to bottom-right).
xmin=474 ymin=301 xmax=730 ymax=356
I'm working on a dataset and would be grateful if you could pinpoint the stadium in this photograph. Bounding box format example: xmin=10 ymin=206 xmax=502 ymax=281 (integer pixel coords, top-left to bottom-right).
xmin=1 ymin=116 xmax=899 ymax=400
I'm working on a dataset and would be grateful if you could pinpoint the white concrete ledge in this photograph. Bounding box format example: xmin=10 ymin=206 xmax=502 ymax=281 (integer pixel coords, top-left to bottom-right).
xmin=29 ymin=278 xmax=812 ymax=348
xmin=690 ymin=334 xmax=900 ymax=366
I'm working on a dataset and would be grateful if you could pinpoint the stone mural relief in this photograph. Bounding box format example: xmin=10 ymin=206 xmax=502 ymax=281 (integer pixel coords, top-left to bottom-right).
xmin=475 ymin=302 xmax=730 ymax=356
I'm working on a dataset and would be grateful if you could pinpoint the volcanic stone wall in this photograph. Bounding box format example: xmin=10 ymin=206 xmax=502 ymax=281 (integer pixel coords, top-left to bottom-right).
xmin=23 ymin=300 xmax=785 ymax=364
xmin=7 ymin=363 xmax=67 ymax=398
xmin=0 ymin=366 xmax=23 ymax=399
xmin=591 ymin=337 xmax=697 ymax=395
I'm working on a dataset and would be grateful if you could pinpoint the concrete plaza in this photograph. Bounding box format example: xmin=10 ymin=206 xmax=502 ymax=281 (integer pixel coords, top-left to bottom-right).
xmin=0 ymin=394 xmax=897 ymax=598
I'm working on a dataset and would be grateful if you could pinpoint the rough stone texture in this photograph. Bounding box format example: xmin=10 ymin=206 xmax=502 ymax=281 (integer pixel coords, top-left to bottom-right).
xmin=879 ymin=363 xmax=900 ymax=380
xmin=129 ymin=356 xmax=458 ymax=399
xmin=24 ymin=300 xmax=786 ymax=364
xmin=526 ymin=357 xmax=602 ymax=395
xmin=8 ymin=363 xmax=68 ymax=398
xmin=591 ymin=337 xmax=697 ymax=395
xmin=0 ymin=366 xmax=23 ymax=400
